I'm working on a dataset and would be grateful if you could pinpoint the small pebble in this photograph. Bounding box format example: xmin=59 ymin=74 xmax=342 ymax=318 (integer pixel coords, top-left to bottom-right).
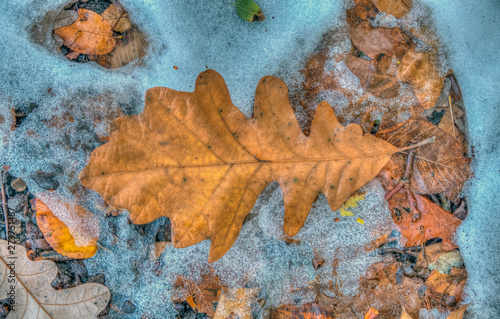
xmin=10 ymin=177 xmax=26 ymax=192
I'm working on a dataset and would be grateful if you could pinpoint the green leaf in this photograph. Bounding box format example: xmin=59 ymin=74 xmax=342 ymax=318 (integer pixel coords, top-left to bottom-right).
xmin=234 ymin=0 xmax=265 ymax=22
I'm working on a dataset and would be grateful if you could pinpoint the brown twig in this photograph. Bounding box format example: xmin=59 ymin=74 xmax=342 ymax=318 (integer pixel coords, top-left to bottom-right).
xmin=398 ymin=136 xmax=436 ymax=152
xmin=448 ymin=95 xmax=456 ymax=138
xmin=0 ymin=170 xmax=8 ymax=241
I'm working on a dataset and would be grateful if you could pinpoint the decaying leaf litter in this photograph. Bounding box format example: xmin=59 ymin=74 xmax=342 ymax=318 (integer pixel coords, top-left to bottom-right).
xmin=0 ymin=2 xmax=480 ymax=317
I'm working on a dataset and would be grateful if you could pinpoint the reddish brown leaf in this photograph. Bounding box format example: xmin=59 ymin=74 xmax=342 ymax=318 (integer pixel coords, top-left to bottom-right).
xmin=388 ymin=193 xmax=461 ymax=250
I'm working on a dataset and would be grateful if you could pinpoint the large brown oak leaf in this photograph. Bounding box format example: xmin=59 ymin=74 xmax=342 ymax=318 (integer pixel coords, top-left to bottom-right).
xmin=79 ymin=70 xmax=399 ymax=262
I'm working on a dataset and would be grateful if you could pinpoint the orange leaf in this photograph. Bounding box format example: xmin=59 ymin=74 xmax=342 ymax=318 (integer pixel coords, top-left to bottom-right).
xmin=365 ymin=307 xmax=379 ymax=319
xmin=35 ymin=199 xmax=98 ymax=258
xmin=54 ymin=9 xmax=116 ymax=55
xmin=79 ymin=70 xmax=399 ymax=262
xmin=388 ymin=193 xmax=461 ymax=250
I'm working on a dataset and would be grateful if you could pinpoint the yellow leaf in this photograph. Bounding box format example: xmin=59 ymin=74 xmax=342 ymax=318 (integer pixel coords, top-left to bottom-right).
xmin=356 ymin=217 xmax=365 ymax=224
xmin=79 ymin=70 xmax=400 ymax=262
xmin=339 ymin=192 xmax=365 ymax=216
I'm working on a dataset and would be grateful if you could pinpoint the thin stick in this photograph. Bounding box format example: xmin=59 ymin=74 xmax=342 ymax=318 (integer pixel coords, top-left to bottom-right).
xmin=448 ymin=95 xmax=456 ymax=138
xmin=398 ymin=136 xmax=436 ymax=152
xmin=0 ymin=170 xmax=8 ymax=241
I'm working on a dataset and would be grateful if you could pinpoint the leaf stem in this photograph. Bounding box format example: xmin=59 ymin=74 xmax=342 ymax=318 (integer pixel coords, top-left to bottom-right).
xmin=398 ymin=136 xmax=436 ymax=152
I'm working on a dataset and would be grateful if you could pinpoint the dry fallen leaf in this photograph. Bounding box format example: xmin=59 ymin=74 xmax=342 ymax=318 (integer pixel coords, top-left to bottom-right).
xmin=389 ymin=193 xmax=461 ymax=250
xmin=35 ymin=198 xmax=99 ymax=259
xmin=397 ymin=46 xmax=444 ymax=109
xmin=102 ymin=4 xmax=132 ymax=33
xmin=345 ymin=55 xmax=400 ymax=98
xmin=371 ymin=0 xmax=413 ymax=18
xmin=377 ymin=119 xmax=470 ymax=204
xmin=107 ymin=27 xmax=147 ymax=69
xmin=447 ymin=305 xmax=468 ymax=319
xmin=346 ymin=0 xmax=379 ymax=27
xmin=213 ymin=288 xmax=260 ymax=319
xmin=79 ymin=70 xmax=400 ymax=262
xmin=173 ymin=271 xmax=221 ymax=317
xmin=354 ymin=261 xmax=423 ymax=318
xmin=425 ymin=268 xmax=467 ymax=300
xmin=350 ymin=22 xmax=411 ymax=60
xmin=0 ymin=240 xmax=110 ymax=318
xmin=54 ymin=9 xmax=116 ymax=55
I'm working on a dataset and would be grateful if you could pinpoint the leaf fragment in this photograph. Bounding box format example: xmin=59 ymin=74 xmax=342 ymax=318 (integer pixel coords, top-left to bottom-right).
xmin=79 ymin=70 xmax=399 ymax=262
xmin=234 ymin=0 xmax=265 ymax=22
xmin=0 ymin=240 xmax=110 ymax=318
xmin=340 ymin=192 xmax=365 ymax=216
xmin=54 ymin=9 xmax=116 ymax=55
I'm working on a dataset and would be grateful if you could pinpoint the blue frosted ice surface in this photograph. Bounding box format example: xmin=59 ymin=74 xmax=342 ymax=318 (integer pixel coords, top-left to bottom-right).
xmin=1 ymin=0 xmax=499 ymax=317
xmin=419 ymin=1 xmax=500 ymax=317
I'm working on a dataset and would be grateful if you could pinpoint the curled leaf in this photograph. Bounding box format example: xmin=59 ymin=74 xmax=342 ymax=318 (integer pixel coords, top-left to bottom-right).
xmin=35 ymin=198 xmax=99 ymax=259
xmin=234 ymin=0 xmax=265 ymax=22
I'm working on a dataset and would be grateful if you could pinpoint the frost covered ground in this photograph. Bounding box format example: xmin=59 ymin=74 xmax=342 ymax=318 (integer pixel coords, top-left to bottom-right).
xmin=0 ymin=0 xmax=499 ymax=318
